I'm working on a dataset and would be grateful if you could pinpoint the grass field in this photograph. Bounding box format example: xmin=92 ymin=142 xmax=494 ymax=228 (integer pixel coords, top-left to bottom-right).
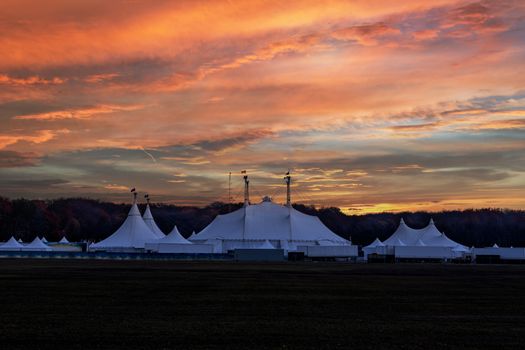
xmin=0 ymin=260 xmax=524 ymax=349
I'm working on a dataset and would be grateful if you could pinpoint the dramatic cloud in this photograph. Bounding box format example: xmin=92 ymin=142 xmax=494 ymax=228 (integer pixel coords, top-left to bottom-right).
xmin=0 ymin=0 xmax=524 ymax=212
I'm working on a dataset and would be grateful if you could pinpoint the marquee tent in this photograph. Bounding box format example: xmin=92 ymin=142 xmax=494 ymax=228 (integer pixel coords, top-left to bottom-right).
xmin=365 ymin=218 xmax=468 ymax=260
xmin=91 ymin=200 xmax=159 ymax=251
xmin=191 ymin=197 xmax=349 ymax=253
xmin=143 ymin=225 xmax=214 ymax=253
xmin=0 ymin=236 xmax=24 ymax=251
xmin=363 ymin=238 xmax=386 ymax=259
xmin=22 ymin=237 xmax=53 ymax=251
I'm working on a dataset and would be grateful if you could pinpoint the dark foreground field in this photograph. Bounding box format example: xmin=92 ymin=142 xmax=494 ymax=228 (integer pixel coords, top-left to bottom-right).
xmin=0 ymin=260 xmax=524 ymax=350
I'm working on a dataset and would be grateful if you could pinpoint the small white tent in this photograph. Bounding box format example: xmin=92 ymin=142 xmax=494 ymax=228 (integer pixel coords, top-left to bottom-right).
xmin=363 ymin=238 xmax=386 ymax=259
xmin=59 ymin=236 xmax=70 ymax=244
xmin=0 ymin=236 xmax=24 ymax=251
xmin=22 ymin=237 xmax=53 ymax=251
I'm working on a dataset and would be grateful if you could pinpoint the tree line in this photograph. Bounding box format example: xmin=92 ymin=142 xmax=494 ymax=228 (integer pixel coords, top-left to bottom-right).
xmin=0 ymin=197 xmax=524 ymax=247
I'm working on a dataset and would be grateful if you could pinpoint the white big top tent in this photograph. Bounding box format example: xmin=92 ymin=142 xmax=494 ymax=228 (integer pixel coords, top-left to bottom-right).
xmin=364 ymin=218 xmax=469 ymax=260
xmin=91 ymin=193 xmax=159 ymax=251
xmin=190 ymin=196 xmax=350 ymax=253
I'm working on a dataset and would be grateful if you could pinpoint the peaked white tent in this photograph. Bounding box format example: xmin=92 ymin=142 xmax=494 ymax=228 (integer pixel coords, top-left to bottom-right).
xmin=363 ymin=238 xmax=386 ymax=259
xmin=142 ymin=204 xmax=165 ymax=239
xmin=369 ymin=218 xmax=467 ymax=260
xmin=144 ymin=224 xmax=197 ymax=252
xmin=0 ymin=236 xmax=24 ymax=251
xmin=42 ymin=237 xmax=48 ymax=243
xmin=191 ymin=197 xmax=349 ymax=253
xmin=365 ymin=238 xmax=385 ymax=249
xmin=91 ymin=197 xmax=159 ymax=251
xmin=22 ymin=237 xmax=53 ymax=251
xmin=58 ymin=237 xmax=70 ymax=244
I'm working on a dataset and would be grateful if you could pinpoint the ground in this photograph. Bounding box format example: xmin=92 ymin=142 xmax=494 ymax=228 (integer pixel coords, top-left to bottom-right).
xmin=0 ymin=260 xmax=524 ymax=349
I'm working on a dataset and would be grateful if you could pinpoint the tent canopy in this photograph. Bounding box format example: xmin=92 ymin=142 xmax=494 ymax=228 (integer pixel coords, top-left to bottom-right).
xmin=142 ymin=204 xmax=166 ymax=239
xmin=382 ymin=218 xmax=463 ymax=248
xmin=92 ymin=203 xmax=159 ymax=249
xmin=151 ymin=225 xmax=191 ymax=244
xmin=0 ymin=236 xmax=24 ymax=250
xmin=193 ymin=199 xmax=348 ymax=245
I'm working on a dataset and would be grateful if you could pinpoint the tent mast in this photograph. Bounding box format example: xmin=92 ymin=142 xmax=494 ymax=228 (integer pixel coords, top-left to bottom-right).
xmin=228 ymin=172 xmax=231 ymax=212
xmin=243 ymin=173 xmax=250 ymax=207
xmin=284 ymin=170 xmax=291 ymax=207
xmin=131 ymin=187 xmax=137 ymax=204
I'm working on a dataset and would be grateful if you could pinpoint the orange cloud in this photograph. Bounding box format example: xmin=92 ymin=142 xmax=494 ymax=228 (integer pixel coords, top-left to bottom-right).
xmin=0 ymin=129 xmax=69 ymax=149
xmin=0 ymin=74 xmax=66 ymax=86
xmin=14 ymin=104 xmax=144 ymax=120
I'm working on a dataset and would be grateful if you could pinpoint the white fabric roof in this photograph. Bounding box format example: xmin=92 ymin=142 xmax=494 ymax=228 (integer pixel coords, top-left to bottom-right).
xmin=22 ymin=237 xmax=53 ymax=251
xmin=192 ymin=200 xmax=348 ymax=244
xmin=0 ymin=236 xmax=24 ymax=250
xmin=364 ymin=238 xmax=385 ymax=249
xmin=382 ymin=218 xmax=464 ymax=248
xmin=152 ymin=225 xmax=192 ymax=244
xmin=59 ymin=237 xmax=70 ymax=244
xmin=91 ymin=203 xmax=159 ymax=249
xmin=415 ymin=239 xmax=426 ymax=246
xmin=142 ymin=204 xmax=166 ymax=238
xmin=452 ymin=245 xmax=470 ymax=252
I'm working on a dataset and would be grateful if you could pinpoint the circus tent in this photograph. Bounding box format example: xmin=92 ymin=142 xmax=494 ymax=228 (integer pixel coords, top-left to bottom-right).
xmin=191 ymin=196 xmax=349 ymax=253
xmin=91 ymin=194 xmax=159 ymax=251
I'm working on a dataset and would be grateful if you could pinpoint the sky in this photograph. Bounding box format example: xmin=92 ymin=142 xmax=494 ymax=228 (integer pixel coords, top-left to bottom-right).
xmin=0 ymin=0 xmax=524 ymax=214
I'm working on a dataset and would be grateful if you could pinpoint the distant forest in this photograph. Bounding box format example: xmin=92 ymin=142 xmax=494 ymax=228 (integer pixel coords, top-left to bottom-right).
xmin=0 ymin=197 xmax=524 ymax=247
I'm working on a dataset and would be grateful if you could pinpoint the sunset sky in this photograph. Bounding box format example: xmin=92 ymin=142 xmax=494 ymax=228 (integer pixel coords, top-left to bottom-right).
xmin=1 ymin=0 xmax=524 ymax=213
